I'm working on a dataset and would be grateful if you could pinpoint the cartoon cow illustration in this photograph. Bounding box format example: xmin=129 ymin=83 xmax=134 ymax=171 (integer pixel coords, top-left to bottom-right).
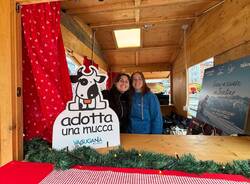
xmin=68 ymin=65 xmax=107 ymax=110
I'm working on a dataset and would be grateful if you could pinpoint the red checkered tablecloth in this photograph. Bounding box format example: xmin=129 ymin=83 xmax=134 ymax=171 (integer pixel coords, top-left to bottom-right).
xmin=40 ymin=168 xmax=249 ymax=184
xmin=0 ymin=161 xmax=249 ymax=184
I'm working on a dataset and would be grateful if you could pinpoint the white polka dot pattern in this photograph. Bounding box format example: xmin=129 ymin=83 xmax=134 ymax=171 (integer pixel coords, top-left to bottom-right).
xmin=21 ymin=2 xmax=72 ymax=142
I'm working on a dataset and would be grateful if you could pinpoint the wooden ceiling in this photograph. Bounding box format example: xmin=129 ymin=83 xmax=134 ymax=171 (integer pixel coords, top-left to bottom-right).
xmin=143 ymin=71 xmax=170 ymax=79
xmin=61 ymin=0 xmax=224 ymax=72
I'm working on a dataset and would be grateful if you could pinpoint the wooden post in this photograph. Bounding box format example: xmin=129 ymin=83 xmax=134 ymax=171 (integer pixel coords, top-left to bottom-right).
xmin=0 ymin=0 xmax=23 ymax=165
xmin=170 ymin=66 xmax=173 ymax=105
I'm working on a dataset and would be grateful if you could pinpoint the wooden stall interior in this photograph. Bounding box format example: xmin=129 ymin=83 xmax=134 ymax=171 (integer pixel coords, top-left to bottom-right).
xmin=0 ymin=0 xmax=250 ymax=166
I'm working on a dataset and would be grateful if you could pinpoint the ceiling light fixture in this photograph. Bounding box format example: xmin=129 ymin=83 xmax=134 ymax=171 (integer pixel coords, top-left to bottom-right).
xmin=114 ymin=28 xmax=141 ymax=48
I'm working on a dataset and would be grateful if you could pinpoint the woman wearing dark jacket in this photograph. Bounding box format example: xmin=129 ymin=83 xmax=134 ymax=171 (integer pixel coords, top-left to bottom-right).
xmin=102 ymin=73 xmax=131 ymax=133
xmin=129 ymin=71 xmax=163 ymax=134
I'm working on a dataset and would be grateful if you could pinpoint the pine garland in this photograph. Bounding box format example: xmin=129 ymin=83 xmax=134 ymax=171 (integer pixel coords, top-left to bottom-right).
xmin=24 ymin=138 xmax=250 ymax=177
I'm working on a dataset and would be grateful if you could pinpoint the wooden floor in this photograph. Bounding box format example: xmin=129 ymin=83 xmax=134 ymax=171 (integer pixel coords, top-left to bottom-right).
xmin=97 ymin=134 xmax=250 ymax=163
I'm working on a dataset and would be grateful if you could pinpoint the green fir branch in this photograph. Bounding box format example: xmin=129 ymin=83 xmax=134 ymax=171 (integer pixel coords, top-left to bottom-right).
xmin=24 ymin=138 xmax=250 ymax=178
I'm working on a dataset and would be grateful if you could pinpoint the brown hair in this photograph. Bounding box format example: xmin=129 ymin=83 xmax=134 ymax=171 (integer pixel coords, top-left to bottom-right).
xmin=111 ymin=73 xmax=132 ymax=108
xmin=131 ymin=71 xmax=150 ymax=95
xmin=113 ymin=73 xmax=130 ymax=84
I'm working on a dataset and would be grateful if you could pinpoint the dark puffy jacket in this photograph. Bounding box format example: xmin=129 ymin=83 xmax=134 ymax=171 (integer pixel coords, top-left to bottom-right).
xmin=102 ymin=86 xmax=131 ymax=133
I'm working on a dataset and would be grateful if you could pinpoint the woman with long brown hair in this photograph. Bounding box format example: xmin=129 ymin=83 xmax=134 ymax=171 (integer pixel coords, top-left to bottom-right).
xmin=129 ymin=72 xmax=163 ymax=134
xmin=102 ymin=73 xmax=131 ymax=133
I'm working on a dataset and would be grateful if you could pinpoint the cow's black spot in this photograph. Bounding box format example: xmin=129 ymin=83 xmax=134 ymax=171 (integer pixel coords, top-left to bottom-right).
xmin=79 ymin=78 xmax=88 ymax=86
xmin=87 ymin=84 xmax=98 ymax=99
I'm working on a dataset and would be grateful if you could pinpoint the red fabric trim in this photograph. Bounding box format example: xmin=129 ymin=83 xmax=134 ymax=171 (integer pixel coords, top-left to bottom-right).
xmin=0 ymin=161 xmax=53 ymax=184
xmin=73 ymin=165 xmax=250 ymax=182
xmin=1 ymin=161 xmax=249 ymax=183
xmin=106 ymin=71 xmax=119 ymax=89
xmin=83 ymin=56 xmax=98 ymax=73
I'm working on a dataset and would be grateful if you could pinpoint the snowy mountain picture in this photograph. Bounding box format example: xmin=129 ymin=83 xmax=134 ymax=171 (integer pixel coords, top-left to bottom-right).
xmin=196 ymin=56 xmax=250 ymax=135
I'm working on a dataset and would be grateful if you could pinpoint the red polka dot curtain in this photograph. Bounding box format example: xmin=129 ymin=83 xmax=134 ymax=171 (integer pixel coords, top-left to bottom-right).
xmin=22 ymin=2 xmax=72 ymax=142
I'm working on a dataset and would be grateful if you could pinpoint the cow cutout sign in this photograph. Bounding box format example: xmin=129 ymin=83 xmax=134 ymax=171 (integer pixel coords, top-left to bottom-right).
xmin=52 ymin=66 xmax=120 ymax=150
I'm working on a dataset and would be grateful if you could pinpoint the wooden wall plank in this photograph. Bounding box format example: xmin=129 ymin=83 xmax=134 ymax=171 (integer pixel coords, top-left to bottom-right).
xmin=61 ymin=25 xmax=108 ymax=71
xmin=172 ymin=0 xmax=250 ymax=117
xmin=103 ymin=45 xmax=179 ymax=66
xmin=0 ymin=0 xmax=14 ymax=165
xmin=143 ymin=24 xmax=184 ymax=47
xmin=188 ymin=0 xmax=250 ymax=65
xmin=214 ymin=41 xmax=250 ymax=65
xmin=0 ymin=0 xmax=22 ymax=165
xmin=104 ymin=50 xmax=136 ymax=66
xmin=60 ymin=12 xmax=104 ymax=60
xmin=172 ymin=71 xmax=187 ymax=117
xmin=139 ymin=46 xmax=178 ymax=64
xmin=14 ymin=7 xmax=23 ymax=161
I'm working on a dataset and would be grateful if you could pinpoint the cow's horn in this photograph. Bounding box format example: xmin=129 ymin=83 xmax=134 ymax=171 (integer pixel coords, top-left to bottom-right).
xmin=89 ymin=66 xmax=97 ymax=77
xmin=77 ymin=66 xmax=85 ymax=77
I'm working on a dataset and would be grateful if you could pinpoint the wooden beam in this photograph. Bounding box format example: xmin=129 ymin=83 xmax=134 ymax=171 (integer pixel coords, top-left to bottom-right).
xmin=65 ymin=48 xmax=82 ymax=66
xmin=66 ymin=1 xmax=134 ymax=15
xmin=196 ymin=0 xmax=225 ymax=16
xmin=72 ymin=16 xmax=92 ymax=38
xmin=170 ymin=68 xmax=174 ymax=104
xmin=135 ymin=0 xmax=141 ymax=7
xmin=66 ymin=0 xmax=209 ymax=15
xmin=104 ymin=45 xmax=180 ymax=53
xmin=60 ymin=12 xmax=105 ymax=62
xmin=143 ymin=71 xmax=170 ymax=79
xmin=13 ymin=3 xmax=23 ymax=162
xmin=170 ymin=22 xmax=187 ymax=63
xmin=214 ymin=41 xmax=250 ymax=65
xmin=61 ymin=25 xmax=108 ymax=71
xmin=111 ymin=63 xmax=171 ymax=73
xmin=134 ymin=9 xmax=140 ymax=23
xmin=134 ymin=0 xmax=141 ymax=23
xmin=135 ymin=51 xmax=139 ymax=66
xmin=141 ymin=0 xmax=211 ymax=8
xmin=90 ymin=16 xmax=195 ymax=28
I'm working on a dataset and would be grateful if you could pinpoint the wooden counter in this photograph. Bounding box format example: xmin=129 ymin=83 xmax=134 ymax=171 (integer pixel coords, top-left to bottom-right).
xmin=97 ymin=134 xmax=250 ymax=163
